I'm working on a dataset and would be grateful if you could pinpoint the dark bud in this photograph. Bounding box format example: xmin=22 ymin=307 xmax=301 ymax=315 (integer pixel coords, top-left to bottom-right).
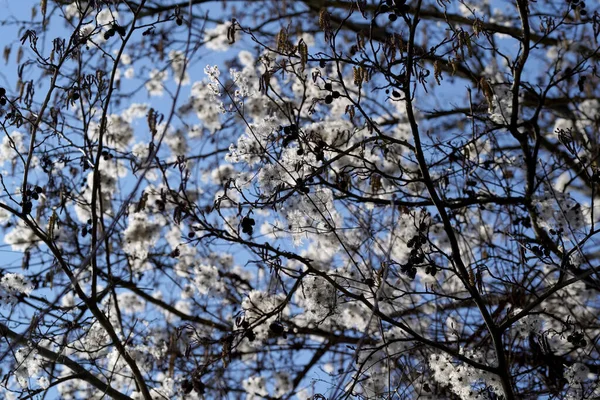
xmin=188 ymin=231 xmax=195 ymax=238
xmin=324 ymin=83 xmax=332 ymax=91
xmin=193 ymin=379 xmax=205 ymax=394
xmin=392 ymin=91 xmax=400 ymax=97
xmin=181 ymin=379 xmax=193 ymax=395
xmin=241 ymin=216 xmax=256 ymax=235
xmin=296 ymin=148 xmax=304 ymax=156
xmin=269 ymin=321 xmax=285 ymax=336
xmin=0 ymin=87 xmax=5 ymax=97
xmin=0 ymin=98 xmax=6 ymax=106
xmin=103 ymin=29 xmax=115 ymax=40
xmin=389 ymin=13 xmax=398 ymax=21
xmin=408 ymin=267 xmax=416 ymax=280
xmin=115 ymin=25 xmax=126 ymax=37
xmin=319 ymin=60 xmax=326 ymax=68
xmin=332 ymin=91 xmax=340 ymax=99
xmin=316 ymin=150 xmax=324 ymax=162
xmin=176 ymin=18 xmax=183 ymax=26
xmin=325 ymin=95 xmax=333 ymax=104
xmin=35 ymin=186 xmax=43 ymax=194
xmin=578 ymin=76 xmax=586 ymax=92
xmin=246 ymin=329 xmax=256 ymax=342
xmin=426 ymin=266 xmax=438 ymax=276
xmin=82 ymin=227 xmax=88 ymax=237
xmin=397 ymin=6 xmax=408 ymax=14
xmin=31 ymin=192 xmax=39 ymax=201
xmin=72 ymin=92 xmax=80 ymax=101
xmin=87 ymin=219 xmax=93 ymax=225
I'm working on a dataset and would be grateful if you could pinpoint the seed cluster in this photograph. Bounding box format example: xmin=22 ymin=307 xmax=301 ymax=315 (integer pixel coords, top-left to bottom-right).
xmin=381 ymin=0 xmax=409 ymax=22
xmin=241 ymin=216 xmax=255 ymax=235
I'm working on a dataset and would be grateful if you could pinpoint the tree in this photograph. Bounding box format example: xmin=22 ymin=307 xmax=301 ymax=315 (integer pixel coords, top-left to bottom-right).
xmin=0 ymin=0 xmax=599 ymax=398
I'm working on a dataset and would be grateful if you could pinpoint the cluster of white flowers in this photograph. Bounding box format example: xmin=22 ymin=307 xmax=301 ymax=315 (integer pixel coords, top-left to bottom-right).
xmin=64 ymin=319 xmax=112 ymax=360
xmin=563 ymin=362 xmax=600 ymax=399
xmin=429 ymin=351 xmax=503 ymax=399
xmin=534 ymin=189 xmax=586 ymax=232
xmin=0 ymin=273 xmax=33 ymax=306
xmin=511 ymin=308 xmax=542 ymax=336
xmin=4 ymin=221 xmax=38 ymax=252
xmin=210 ymin=164 xmax=235 ymax=185
xmin=295 ymin=274 xmax=337 ymax=324
xmin=192 ymin=263 xmax=224 ymax=295
xmin=13 ymin=347 xmax=44 ymax=389
xmin=64 ymin=1 xmax=90 ymax=19
xmin=122 ymin=210 xmax=162 ymax=260
xmin=169 ymin=50 xmax=190 ymax=85
xmin=74 ymin=158 xmax=127 ymax=222
xmin=146 ymin=69 xmax=168 ymax=96
xmin=73 ymin=7 xmax=119 ymax=47
xmin=348 ymin=327 xmax=415 ymax=397
xmin=226 ymin=116 xmax=278 ymax=165
xmin=107 ymin=341 xmax=166 ymax=378
xmin=204 ymin=65 xmax=222 ymax=97
xmin=488 ymin=84 xmax=513 ymax=125
xmin=186 ymin=81 xmax=224 ymax=134
xmin=121 ymin=103 xmax=148 ymax=123
xmin=0 ymin=131 xmax=24 ymax=167
xmin=348 ymin=367 xmax=389 ymax=398
xmin=164 ymin=129 xmax=188 ymax=159
xmin=204 ymin=23 xmax=231 ymax=51
xmin=242 ymin=290 xmax=287 ymax=343
xmin=88 ymin=114 xmax=134 ymax=151
xmin=243 ymin=375 xmax=268 ymax=399
xmin=230 ymin=67 xmax=254 ymax=102
xmin=565 ymin=363 xmax=593 ymax=386
xmin=116 ymin=292 xmax=146 ymax=314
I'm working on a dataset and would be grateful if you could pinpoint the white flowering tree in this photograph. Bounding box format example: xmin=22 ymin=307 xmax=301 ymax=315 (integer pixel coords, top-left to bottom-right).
xmin=0 ymin=0 xmax=599 ymax=399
